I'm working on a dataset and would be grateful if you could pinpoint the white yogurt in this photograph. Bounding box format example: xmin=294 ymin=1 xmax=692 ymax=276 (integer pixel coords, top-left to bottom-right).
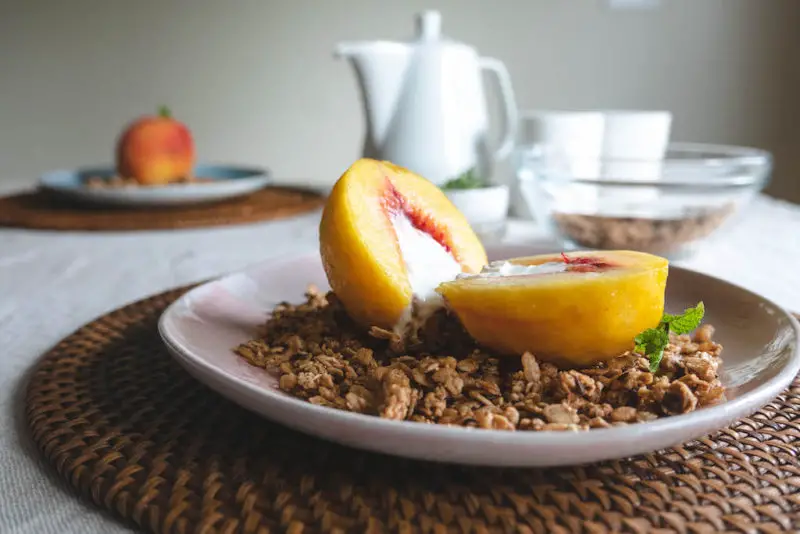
xmin=392 ymin=213 xmax=462 ymax=299
xmin=457 ymin=260 xmax=568 ymax=279
xmin=391 ymin=213 xmax=462 ymax=336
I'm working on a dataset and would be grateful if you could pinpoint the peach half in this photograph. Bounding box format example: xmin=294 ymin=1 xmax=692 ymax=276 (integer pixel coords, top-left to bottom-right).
xmin=319 ymin=159 xmax=488 ymax=331
xmin=437 ymin=251 xmax=669 ymax=367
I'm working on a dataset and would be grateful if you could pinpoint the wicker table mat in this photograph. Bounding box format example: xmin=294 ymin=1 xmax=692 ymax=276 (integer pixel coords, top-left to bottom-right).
xmin=25 ymin=287 xmax=799 ymax=534
xmin=0 ymin=187 xmax=325 ymax=231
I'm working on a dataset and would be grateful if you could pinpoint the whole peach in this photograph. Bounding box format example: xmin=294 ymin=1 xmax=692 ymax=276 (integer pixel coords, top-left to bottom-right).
xmin=115 ymin=106 xmax=195 ymax=185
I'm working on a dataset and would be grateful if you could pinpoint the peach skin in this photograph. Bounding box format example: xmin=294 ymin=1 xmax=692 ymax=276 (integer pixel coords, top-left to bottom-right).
xmin=437 ymin=251 xmax=669 ymax=367
xmin=115 ymin=106 xmax=195 ymax=185
xmin=319 ymin=158 xmax=487 ymax=331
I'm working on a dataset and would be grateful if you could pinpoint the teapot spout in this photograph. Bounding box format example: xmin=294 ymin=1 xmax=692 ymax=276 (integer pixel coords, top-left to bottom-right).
xmin=333 ymin=42 xmax=364 ymax=59
xmin=335 ymin=41 xmax=410 ymax=152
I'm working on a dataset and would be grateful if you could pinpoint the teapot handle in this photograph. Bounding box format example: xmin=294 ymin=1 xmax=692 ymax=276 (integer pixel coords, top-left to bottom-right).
xmin=480 ymin=57 xmax=518 ymax=161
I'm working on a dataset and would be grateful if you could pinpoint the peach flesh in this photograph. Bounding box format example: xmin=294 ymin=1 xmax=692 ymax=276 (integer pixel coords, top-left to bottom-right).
xmin=317 ymin=158 xmax=488 ymax=332
xmin=381 ymin=179 xmax=459 ymax=264
xmin=465 ymin=254 xmax=620 ymax=280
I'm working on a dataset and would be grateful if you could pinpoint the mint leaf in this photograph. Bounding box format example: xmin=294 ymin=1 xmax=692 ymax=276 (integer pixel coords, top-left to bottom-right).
xmin=634 ymin=327 xmax=669 ymax=356
xmin=633 ymin=301 xmax=705 ymax=373
xmin=440 ymin=168 xmax=486 ymax=190
xmin=647 ymin=348 xmax=665 ymax=373
xmin=634 ymin=327 xmax=670 ymax=372
xmin=663 ymin=302 xmax=705 ymax=335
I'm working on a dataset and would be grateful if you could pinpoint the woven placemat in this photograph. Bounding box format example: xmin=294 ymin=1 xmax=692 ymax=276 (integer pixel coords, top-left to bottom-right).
xmin=0 ymin=187 xmax=325 ymax=231
xmin=25 ymin=287 xmax=800 ymax=534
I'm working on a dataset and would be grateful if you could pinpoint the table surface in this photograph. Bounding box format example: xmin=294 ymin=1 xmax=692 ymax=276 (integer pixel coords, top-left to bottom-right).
xmin=2 ymin=183 xmax=800 ymax=534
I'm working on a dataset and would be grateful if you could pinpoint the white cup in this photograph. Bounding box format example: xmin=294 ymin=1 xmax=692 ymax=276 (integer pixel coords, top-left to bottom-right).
xmin=516 ymin=111 xmax=606 ymax=216
xmin=600 ymin=110 xmax=672 ymax=213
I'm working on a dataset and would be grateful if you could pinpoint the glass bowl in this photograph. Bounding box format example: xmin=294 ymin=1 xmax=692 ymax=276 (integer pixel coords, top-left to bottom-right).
xmin=514 ymin=142 xmax=772 ymax=258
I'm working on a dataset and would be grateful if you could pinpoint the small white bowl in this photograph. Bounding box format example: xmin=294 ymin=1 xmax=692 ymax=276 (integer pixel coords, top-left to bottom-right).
xmin=444 ymin=184 xmax=510 ymax=240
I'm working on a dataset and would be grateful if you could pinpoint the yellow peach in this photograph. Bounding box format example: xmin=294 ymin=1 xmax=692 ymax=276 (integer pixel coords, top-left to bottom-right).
xmin=437 ymin=250 xmax=668 ymax=366
xmin=319 ymin=159 xmax=487 ymax=330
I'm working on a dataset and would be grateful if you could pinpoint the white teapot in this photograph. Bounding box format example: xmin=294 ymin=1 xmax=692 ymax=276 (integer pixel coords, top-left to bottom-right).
xmin=336 ymin=10 xmax=518 ymax=186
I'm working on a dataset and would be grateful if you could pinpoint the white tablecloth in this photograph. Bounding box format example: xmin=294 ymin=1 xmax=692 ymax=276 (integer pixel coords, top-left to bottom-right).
xmin=1 ymin=188 xmax=799 ymax=534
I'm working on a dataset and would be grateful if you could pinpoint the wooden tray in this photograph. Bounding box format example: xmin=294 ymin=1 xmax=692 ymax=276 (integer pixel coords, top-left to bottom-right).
xmin=0 ymin=187 xmax=325 ymax=231
xmin=24 ymin=286 xmax=800 ymax=533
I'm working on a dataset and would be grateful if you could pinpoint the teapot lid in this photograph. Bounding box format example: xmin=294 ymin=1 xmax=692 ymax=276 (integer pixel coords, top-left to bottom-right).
xmin=412 ymin=10 xmax=467 ymax=47
xmin=416 ymin=10 xmax=442 ymax=41
xmin=335 ymin=9 xmax=471 ymax=57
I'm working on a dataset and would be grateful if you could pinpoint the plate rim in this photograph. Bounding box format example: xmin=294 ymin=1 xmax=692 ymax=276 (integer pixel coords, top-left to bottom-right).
xmin=39 ymin=162 xmax=271 ymax=185
xmin=157 ymin=249 xmax=800 ymax=463
xmin=37 ymin=163 xmax=273 ymax=206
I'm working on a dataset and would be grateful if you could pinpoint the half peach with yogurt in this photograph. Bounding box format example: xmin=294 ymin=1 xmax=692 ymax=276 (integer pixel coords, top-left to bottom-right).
xmin=319 ymin=159 xmax=487 ymax=332
xmin=437 ymin=251 xmax=668 ymax=367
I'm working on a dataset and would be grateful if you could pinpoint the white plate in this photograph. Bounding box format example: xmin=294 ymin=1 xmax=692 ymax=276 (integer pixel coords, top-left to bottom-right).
xmin=39 ymin=164 xmax=271 ymax=207
xmin=158 ymin=244 xmax=800 ymax=467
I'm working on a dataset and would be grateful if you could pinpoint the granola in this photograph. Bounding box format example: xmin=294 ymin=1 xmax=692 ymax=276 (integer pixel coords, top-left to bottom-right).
xmin=84 ymin=175 xmax=212 ymax=188
xmin=234 ymin=286 xmax=726 ymax=431
xmin=552 ymin=204 xmax=735 ymax=255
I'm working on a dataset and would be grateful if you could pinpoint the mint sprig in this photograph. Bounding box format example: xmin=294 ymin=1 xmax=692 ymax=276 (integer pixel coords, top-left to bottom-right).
xmin=440 ymin=168 xmax=486 ymax=190
xmin=635 ymin=302 xmax=705 ymax=372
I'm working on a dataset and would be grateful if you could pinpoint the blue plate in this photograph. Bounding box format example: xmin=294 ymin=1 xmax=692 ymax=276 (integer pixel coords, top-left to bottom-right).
xmin=39 ymin=164 xmax=272 ymax=207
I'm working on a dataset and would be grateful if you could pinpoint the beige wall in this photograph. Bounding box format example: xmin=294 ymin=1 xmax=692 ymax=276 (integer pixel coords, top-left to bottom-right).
xmin=2 ymin=0 xmax=798 ymax=202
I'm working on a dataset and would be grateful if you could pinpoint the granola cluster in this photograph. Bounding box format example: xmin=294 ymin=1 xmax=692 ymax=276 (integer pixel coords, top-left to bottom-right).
xmin=84 ymin=175 xmax=212 ymax=188
xmin=235 ymin=286 xmax=725 ymax=431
